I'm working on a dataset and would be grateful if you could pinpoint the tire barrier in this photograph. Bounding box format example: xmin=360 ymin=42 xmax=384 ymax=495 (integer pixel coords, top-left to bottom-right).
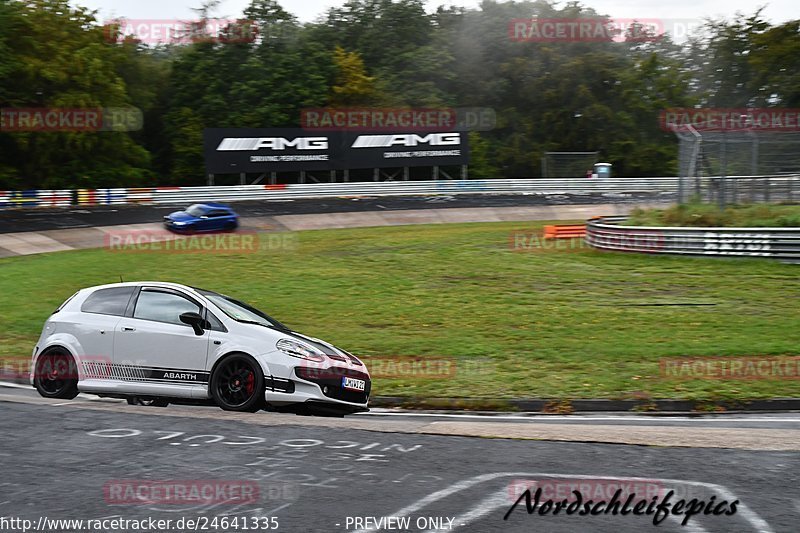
xmin=36 ymin=189 xmax=73 ymax=208
xmin=586 ymin=216 xmax=800 ymax=262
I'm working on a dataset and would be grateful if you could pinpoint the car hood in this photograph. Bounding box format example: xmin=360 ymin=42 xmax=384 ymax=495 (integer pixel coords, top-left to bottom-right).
xmin=167 ymin=211 xmax=196 ymax=222
xmin=237 ymin=322 xmax=350 ymax=358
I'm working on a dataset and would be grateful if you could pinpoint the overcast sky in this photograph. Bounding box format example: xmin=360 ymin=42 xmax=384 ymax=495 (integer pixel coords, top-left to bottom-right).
xmin=76 ymin=0 xmax=799 ymax=25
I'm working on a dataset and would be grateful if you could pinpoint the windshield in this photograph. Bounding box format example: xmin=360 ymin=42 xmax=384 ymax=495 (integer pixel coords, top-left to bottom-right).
xmin=185 ymin=204 xmax=208 ymax=217
xmin=198 ymin=289 xmax=289 ymax=331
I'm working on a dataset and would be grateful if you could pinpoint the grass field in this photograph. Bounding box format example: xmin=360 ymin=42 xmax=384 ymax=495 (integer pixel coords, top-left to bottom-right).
xmin=628 ymin=202 xmax=800 ymax=228
xmin=1 ymin=220 xmax=798 ymax=404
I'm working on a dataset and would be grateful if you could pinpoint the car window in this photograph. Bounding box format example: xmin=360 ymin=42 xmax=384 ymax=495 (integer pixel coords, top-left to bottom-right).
xmin=208 ymin=210 xmax=230 ymax=217
xmin=133 ymin=290 xmax=201 ymax=326
xmin=185 ymin=205 xmax=208 ymax=217
xmin=205 ymin=310 xmax=226 ymax=332
xmin=198 ymin=289 xmax=290 ymax=331
xmin=81 ymin=287 xmax=135 ymax=316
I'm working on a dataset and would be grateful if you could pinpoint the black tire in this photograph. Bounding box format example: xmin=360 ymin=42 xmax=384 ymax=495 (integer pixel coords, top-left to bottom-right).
xmin=126 ymin=396 xmax=169 ymax=407
xmin=33 ymin=349 xmax=79 ymax=400
xmin=210 ymin=354 xmax=264 ymax=412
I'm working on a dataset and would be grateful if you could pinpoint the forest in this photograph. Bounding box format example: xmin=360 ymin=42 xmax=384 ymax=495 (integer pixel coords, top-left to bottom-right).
xmin=1 ymin=0 xmax=799 ymax=188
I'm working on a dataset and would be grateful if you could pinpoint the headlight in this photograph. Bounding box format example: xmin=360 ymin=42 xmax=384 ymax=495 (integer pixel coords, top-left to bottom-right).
xmin=342 ymin=350 xmax=364 ymax=366
xmin=173 ymin=221 xmax=186 ymax=225
xmin=276 ymin=339 xmax=326 ymax=362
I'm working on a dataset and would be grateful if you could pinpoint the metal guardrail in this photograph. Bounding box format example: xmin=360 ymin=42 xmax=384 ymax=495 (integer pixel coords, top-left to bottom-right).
xmin=586 ymin=216 xmax=800 ymax=262
xmin=1 ymin=175 xmax=797 ymax=210
xmin=149 ymin=178 xmax=686 ymax=205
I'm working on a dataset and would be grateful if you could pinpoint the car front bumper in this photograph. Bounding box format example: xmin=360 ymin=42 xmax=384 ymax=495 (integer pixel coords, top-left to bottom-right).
xmin=263 ymin=367 xmax=371 ymax=415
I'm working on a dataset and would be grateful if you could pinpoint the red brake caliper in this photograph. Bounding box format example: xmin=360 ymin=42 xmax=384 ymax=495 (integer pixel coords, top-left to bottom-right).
xmin=245 ymin=371 xmax=255 ymax=396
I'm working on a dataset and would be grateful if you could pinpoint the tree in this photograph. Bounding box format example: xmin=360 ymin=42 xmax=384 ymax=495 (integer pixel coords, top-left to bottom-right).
xmin=330 ymin=46 xmax=383 ymax=106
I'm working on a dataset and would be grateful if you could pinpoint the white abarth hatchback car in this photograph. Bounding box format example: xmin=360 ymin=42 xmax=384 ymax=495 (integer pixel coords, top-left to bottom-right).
xmin=31 ymin=282 xmax=370 ymax=416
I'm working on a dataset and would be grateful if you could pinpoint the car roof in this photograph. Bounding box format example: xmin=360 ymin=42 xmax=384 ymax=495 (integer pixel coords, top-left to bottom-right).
xmin=83 ymin=281 xmax=201 ymax=293
xmin=192 ymin=202 xmax=233 ymax=210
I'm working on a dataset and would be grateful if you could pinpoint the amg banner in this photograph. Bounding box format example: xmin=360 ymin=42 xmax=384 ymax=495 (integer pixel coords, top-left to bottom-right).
xmin=343 ymin=131 xmax=469 ymax=169
xmin=204 ymin=128 xmax=335 ymax=173
xmin=203 ymin=129 xmax=469 ymax=173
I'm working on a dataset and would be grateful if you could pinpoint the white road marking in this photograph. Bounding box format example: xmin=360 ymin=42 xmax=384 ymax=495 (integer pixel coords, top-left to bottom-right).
xmin=353 ymin=473 xmax=773 ymax=533
xmin=0 ymin=381 xmax=32 ymax=389
xmin=423 ymin=491 xmax=507 ymax=533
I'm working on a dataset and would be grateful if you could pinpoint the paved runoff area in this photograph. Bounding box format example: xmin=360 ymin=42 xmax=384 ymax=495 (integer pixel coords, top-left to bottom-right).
xmin=0 ymin=194 xmax=669 ymax=258
xmin=0 ymin=384 xmax=797 ymax=533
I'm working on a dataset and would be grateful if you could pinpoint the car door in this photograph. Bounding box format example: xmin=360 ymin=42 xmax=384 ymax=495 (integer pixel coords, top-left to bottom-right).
xmin=204 ymin=209 xmax=228 ymax=232
xmin=113 ymin=287 xmax=210 ymax=390
xmin=73 ymin=286 xmax=136 ymax=374
xmin=196 ymin=209 xmax=221 ymax=232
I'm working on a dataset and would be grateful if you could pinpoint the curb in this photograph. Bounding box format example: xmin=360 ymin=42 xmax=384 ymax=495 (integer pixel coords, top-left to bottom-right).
xmin=369 ymin=396 xmax=800 ymax=413
xmin=4 ymin=373 xmax=798 ymax=413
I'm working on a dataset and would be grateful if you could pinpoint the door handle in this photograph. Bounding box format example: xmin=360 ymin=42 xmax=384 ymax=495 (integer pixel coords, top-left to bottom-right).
xmin=122 ymin=327 xmax=136 ymax=332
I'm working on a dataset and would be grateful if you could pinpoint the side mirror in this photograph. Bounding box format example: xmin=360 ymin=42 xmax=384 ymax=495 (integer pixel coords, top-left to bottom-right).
xmin=180 ymin=312 xmax=206 ymax=336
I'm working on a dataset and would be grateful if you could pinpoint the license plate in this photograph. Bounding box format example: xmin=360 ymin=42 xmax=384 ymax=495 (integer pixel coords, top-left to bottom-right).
xmin=342 ymin=376 xmax=366 ymax=391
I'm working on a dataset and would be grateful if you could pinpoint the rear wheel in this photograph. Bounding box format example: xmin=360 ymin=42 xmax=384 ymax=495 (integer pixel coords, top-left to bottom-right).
xmin=210 ymin=354 xmax=264 ymax=412
xmin=33 ymin=349 xmax=79 ymax=400
xmin=126 ymin=396 xmax=169 ymax=407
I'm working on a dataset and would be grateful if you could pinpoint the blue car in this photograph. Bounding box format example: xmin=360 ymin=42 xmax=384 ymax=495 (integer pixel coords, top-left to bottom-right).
xmin=163 ymin=203 xmax=239 ymax=233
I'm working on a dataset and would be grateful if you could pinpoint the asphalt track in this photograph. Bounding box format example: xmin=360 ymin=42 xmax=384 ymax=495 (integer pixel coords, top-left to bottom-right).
xmin=0 ymin=385 xmax=798 ymax=533
xmin=0 ymin=192 xmax=670 ymax=234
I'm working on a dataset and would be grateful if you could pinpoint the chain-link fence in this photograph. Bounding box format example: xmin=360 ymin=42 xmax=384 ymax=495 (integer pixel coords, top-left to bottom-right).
xmin=676 ymin=129 xmax=800 ymax=206
xmin=541 ymin=151 xmax=599 ymax=177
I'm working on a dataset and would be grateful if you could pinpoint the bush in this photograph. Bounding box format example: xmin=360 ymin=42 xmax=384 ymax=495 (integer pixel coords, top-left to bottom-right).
xmin=627 ymin=202 xmax=800 ymax=228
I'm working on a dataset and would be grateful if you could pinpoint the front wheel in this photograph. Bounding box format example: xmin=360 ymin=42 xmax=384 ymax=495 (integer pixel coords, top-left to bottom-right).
xmin=210 ymin=354 xmax=264 ymax=412
xmin=33 ymin=350 xmax=79 ymax=400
